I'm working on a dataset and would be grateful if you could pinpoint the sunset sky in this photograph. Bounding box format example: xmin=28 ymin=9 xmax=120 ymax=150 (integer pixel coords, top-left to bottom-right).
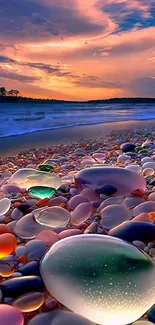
xmin=0 ymin=0 xmax=155 ymax=100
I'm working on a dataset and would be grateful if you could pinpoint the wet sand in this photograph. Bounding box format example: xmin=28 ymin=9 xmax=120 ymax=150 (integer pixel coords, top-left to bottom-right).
xmin=0 ymin=119 xmax=155 ymax=157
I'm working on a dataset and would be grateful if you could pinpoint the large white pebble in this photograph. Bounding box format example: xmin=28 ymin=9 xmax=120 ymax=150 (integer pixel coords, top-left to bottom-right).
xmin=0 ymin=198 xmax=11 ymax=215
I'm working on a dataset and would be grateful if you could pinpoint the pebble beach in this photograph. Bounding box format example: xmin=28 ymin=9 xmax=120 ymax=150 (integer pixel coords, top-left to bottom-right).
xmin=1 ymin=120 xmax=155 ymax=325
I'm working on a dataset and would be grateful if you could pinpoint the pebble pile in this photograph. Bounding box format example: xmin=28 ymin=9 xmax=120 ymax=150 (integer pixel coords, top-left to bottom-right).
xmin=0 ymin=126 xmax=155 ymax=325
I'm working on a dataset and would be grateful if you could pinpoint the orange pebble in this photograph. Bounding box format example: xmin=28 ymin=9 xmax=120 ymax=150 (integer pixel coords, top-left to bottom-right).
xmin=0 ymin=234 xmax=16 ymax=259
xmin=17 ymin=255 xmax=28 ymax=264
xmin=54 ymin=167 xmax=61 ymax=172
xmin=131 ymin=189 xmax=145 ymax=197
xmin=0 ymin=224 xmax=13 ymax=235
xmin=59 ymin=203 xmax=67 ymax=209
xmin=148 ymin=212 xmax=155 ymax=220
xmin=0 ymin=264 xmax=15 ymax=277
xmin=36 ymin=198 xmax=50 ymax=207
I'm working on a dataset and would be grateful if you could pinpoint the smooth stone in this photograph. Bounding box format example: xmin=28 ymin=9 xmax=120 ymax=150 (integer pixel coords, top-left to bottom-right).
xmin=35 ymin=207 xmax=70 ymax=228
xmin=38 ymin=165 xmax=54 ymax=172
xmin=14 ymin=213 xmax=49 ymax=239
xmin=68 ymin=195 xmax=89 ymax=210
xmin=71 ymin=203 xmax=92 ymax=226
xmin=80 ymin=188 xmax=101 ymax=203
xmin=18 ymin=261 xmax=40 ymax=276
xmin=1 ymin=184 xmax=21 ymax=194
xmin=0 ymin=215 xmax=5 ymax=222
xmin=125 ymin=165 xmax=141 ymax=173
xmin=132 ymin=241 xmax=146 ymax=250
xmin=8 ymin=220 xmax=18 ymax=230
xmin=75 ymin=167 xmax=146 ymax=195
xmin=148 ymin=193 xmax=155 ymax=201
xmin=28 ymin=186 xmax=56 ymax=199
xmin=48 ymin=197 xmax=64 ymax=207
xmin=143 ymin=168 xmax=154 ymax=176
xmin=0 ymin=264 xmax=14 ymax=277
xmin=15 ymin=246 xmax=27 ymax=257
xmin=0 ymin=198 xmax=11 ymax=215
xmin=133 ymin=322 xmax=154 ymax=325
xmin=117 ymin=155 xmax=130 ymax=163
xmin=25 ymin=239 xmax=46 ymax=261
xmin=123 ymin=197 xmax=145 ymax=209
xmin=45 ymin=297 xmax=59 ymax=309
xmin=58 ymin=229 xmax=82 ymax=239
xmin=54 ymin=226 xmax=68 ymax=233
xmin=143 ymin=162 xmax=155 ymax=169
xmin=121 ymin=142 xmax=136 ymax=152
xmin=100 ymin=204 xmax=131 ymax=230
xmin=97 ymin=196 xmax=125 ymax=211
xmin=0 ymin=276 xmax=44 ymax=298
xmin=8 ymin=168 xmax=61 ymax=190
xmin=0 ymin=192 xmax=6 ymax=199
xmin=141 ymin=157 xmax=153 ymax=163
xmin=84 ymin=222 xmax=98 ymax=234
xmin=70 ymin=188 xmax=78 ymax=196
xmin=95 ymin=185 xmax=117 ymax=196
xmin=12 ymin=272 xmax=23 ymax=278
xmin=36 ymin=230 xmax=59 ymax=246
xmin=13 ymin=292 xmax=44 ymax=312
xmin=0 ymin=233 xmax=16 ymax=258
xmin=28 ymin=310 xmax=95 ymax=325
xmin=132 ymin=213 xmax=153 ymax=224
xmin=109 ymin=221 xmax=155 ymax=243
xmin=11 ymin=209 xmax=24 ymax=220
xmin=133 ymin=202 xmax=155 ymax=217
xmin=41 ymin=234 xmax=155 ymax=325
xmin=17 ymin=204 xmax=30 ymax=214
xmin=26 ymin=199 xmax=38 ymax=206
xmin=0 ymin=224 xmax=13 ymax=234
xmin=0 ymin=304 xmax=24 ymax=325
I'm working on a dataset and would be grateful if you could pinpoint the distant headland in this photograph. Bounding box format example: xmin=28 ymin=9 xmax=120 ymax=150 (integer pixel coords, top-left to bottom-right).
xmin=0 ymin=86 xmax=155 ymax=104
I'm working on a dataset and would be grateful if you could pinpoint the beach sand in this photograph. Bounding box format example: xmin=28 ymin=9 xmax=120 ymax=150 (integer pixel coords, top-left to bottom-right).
xmin=0 ymin=119 xmax=155 ymax=156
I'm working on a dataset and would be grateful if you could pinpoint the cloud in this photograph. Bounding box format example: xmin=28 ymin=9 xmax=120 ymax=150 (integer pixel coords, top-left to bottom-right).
xmin=129 ymin=77 xmax=155 ymax=97
xmin=0 ymin=68 xmax=39 ymax=82
xmin=74 ymin=74 xmax=122 ymax=89
xmin=0 ymin=55 xmax=16 ymax=63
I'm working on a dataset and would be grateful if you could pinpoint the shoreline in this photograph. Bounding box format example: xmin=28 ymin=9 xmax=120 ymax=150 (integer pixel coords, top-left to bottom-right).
xmin=1 ymin=119 xmax=155 ymax=157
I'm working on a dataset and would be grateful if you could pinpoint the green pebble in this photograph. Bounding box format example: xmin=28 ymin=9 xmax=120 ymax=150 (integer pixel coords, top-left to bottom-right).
xmin=144 ymin=132 xmax=152 ymax=137
xmin=28 ymin=186 xmax=56 ymax=199
xmin=38 ymin=165 xmax=54 ymax=172
xmin=135 ymin=146 xmax=143 ymax=152
xmin=139 ymin=149 xmax=148 ymax=154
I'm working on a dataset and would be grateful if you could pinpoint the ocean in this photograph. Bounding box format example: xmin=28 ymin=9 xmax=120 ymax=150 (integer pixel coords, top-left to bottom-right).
xmin=0 ymin=103 xmax=155 ymax=138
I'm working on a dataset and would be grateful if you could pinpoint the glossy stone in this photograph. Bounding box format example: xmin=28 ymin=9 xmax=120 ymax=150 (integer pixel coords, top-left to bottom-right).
xmin=0 ymin=198 xmax=11 ymax=215
xmin=75 ymin=167 xmax=146 ymax=195
xmin=133 ymin=201 xmax=155 ymax=217
xmin=109 ymin=221 xmax=155 ymax=243
xmin=0 ymin=304 xmax=24 ymax=325
xmin=25 ymin=239 xmax=46 ymax=261
xmin=59 ymin=229 xmax=82 ymax=239
xmin=38 ymin=165 xmax=54 ymax=172
xmin=147 ymin=304 xmax=155 ymax=323
xmin=18 ymin=261 xmax=40 ymax=276
xmin=0 ymin=233 xmax=16 ymax=258
xmin=41 ymin=234 xmax=155 ymax=325
xmin=1 ymin=184 xmax=21 ymax=194
xmin=0 ymin=276 xmax=44 ymax=298
xmin=121 ymin=143 xmax=136 ymax=152
xmin=35 ymin=206 xmax=70 ymax=228
xmin=68 ymin=195 xmax=89 ymax=210
xmin=14 ymin=213 xmax=49 ymax=240
xmin=71 ymin=203 xmax=92 ymax=226
xmin=8 ymin=168 xmax=61 ymax=190
xmin=28 ymin=186 xmax=56 ymax=199
xmin=100 ymin=204 xmax=131 ymax=230
xmin=36 ymin=230 xmax=59 ymax=246
xmin=13 ymin=292 xmax=44 ymax=312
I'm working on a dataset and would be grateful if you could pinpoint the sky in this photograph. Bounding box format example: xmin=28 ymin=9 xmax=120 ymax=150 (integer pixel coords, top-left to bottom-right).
xmin=0 ymin=0 xmax=155 ymax=100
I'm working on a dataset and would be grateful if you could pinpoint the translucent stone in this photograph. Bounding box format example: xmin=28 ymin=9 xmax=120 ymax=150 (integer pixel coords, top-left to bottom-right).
xmin=36 ymin=230 xmax=59 ymax=246
xmin=80 ymin=188 xmax=101 ymax=203
xmin=133 ymin=201 xmax=155 ymax=217
xmin=75 ymin=167 xmax=146 ymax=195
xmin=92 ymin=153 xmax=106 ymax=162
xmin=97 ymin=196 xmax=125 ymax=211
xmin=143 ymin=162 xmax=155 ymax=169
xmin=117 ymin=155 xmax=130 ymax=163
xmin=8 ymin=168 xmax=61 ymax=190
xmin=25 ymin=239 xmax=46 ymax=261
xmin=0 ymin=264 xmax=14 ymax=277
xmin=123 ymin=197 xmax=145 ymax=209
xmin=68 ymin=195 xmax=89 ymax=210
xmin=0 ymin=198 xmax=11 ymax=215
xmin=41 ymin=235 xmax=155 ymax=325
xmin=13 ymin=292 xmax=44 ymax=312
xmin=28 ymin=186 xmax=56 ymax=199
xmin=28 ymin=310 xmax=95 ymax=325
xmin=38 ymin=165 xmax=54 ymax=172
xmin=143 ymin=168 xmax=154 ymax=176
xmin=141 ymin=157 xmax=153 ymax=163
xmin=100 ymin=204 xmax=131 ymax=230
xmin=35 ymin=207 xmax=70 ymax=228
xmin=59 ymin=229 xmax=82 ymax=239
xmin=0 ymin=304 xmax=24 ymax=325
xmin=71 ymin=203 xmax=92 ymax=226
xmin=14 ymin=213 xmax=48 ymax=239
xmin=1 ymin=184 xmax=21 ymax=194
xmin=0 ymin=233 xmax=16 ymax=258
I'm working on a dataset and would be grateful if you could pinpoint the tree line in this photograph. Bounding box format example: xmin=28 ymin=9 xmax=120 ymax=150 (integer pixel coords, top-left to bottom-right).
xmin=0 ymin=87 xmax=20 ymax=97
